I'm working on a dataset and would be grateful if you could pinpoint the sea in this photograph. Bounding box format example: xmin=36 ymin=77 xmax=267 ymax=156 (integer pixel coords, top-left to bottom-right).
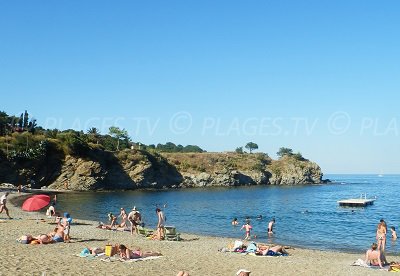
xmin=53 ymin=174 xmax=400 ymax=253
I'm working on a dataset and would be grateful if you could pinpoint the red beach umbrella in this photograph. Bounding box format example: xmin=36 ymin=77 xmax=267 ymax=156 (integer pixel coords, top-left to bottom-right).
xmin=22 ymin=194 xmax=50 ymax=212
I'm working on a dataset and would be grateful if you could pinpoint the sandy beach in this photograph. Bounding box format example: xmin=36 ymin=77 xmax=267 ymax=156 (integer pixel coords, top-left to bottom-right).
xmin=0 ymin=192 xmax=391 ymax=276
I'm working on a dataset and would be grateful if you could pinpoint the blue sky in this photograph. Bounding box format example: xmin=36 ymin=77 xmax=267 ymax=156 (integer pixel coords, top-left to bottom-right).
xmin=1 ymin=1 xmax=399 ymax=174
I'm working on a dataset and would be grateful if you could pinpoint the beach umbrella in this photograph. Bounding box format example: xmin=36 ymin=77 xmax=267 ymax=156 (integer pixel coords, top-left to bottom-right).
xmin=22 ymin=194 xmax=50 ymax=212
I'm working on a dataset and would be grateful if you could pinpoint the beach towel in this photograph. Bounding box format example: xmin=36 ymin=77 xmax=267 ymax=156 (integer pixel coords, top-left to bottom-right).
xmin=245 ymin=242 xmax=257 ymax=253
xmin=247 ymin=252 xmax=287 ymax=257
xmin=351 ymin=259 xmax=369 ymax=267
xmin=100 ymin=256 xmax=163 ymax=263
xmin=351 ymin=259 xmax=388 ymax=270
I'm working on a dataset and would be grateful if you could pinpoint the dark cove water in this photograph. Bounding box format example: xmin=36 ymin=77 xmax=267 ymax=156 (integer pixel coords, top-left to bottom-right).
xmin=54 ymin=174 xmax=400 ymax=253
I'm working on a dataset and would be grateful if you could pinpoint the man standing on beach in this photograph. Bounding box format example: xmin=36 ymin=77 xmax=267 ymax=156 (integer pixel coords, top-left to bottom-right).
xmin=156 ymin=208 xmax=165 ymax=240
xmin=128 ymin=207 xmax=141 ymax=235
xmin=0 ymin=192 xmax=12 ymax=219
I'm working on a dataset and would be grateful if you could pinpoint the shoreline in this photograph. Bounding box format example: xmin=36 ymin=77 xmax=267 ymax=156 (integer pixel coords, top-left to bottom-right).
xmin=3 ymin=188 xmax=388 ymax=255
xmin=0 ymin=192 xmax=392 ymax=275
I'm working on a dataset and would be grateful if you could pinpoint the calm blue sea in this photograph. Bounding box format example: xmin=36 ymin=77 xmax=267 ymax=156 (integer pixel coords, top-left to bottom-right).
xmin=54 ymin=174 xmax=400 ymax=253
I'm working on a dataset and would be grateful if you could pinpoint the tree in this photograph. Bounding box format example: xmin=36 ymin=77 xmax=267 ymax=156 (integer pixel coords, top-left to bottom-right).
xmin=293 ymin=152 xmax=307 ymax=161
xmin=87 ymin=127 xmax=100 ymax=144
xmin=23 ymin=110 xmax=29 ymax=130
xmin=235 ymin=147 xmax=243 ymax=154
xmin=27 ymin=118 xmax=37 ymax=134
xmin=245 ymin=142 xmax=258 ymax=153
xmin=18 ymin=113 xmax=23 ymax=130
xmin=108 ymin=126 xmax=129 ymax=151
xmin=0 ymin=111 xmax=9 ymax=136
xmin=277 ymin=147 xmax=293 ymax=158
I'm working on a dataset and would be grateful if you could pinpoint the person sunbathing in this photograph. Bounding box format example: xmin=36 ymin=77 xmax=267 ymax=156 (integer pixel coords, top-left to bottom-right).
xmin=97 ymin=222 xmax=115 ymax=230
xmin=365 ymin=243 xmax=383 ymax=268
xmin=51 ymin=226 xmax=65 ymax=243
xmin=18 ymin=235 xmax=35 ymax=244
xmin=257 ymin=244 xmax=289 ymax=256
xmin=18 ymin=233 xmax=53 ymax=245
xmin=118 ymin=244 xmax=161 ymax=260
xmin=35 ymin=234 xmax=53 ymax=244
xmin=118 ymin=244 xmax=140 ymax=260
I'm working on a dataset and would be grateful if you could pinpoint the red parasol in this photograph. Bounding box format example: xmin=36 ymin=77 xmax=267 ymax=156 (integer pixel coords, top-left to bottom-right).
xmin=22 ymin=194 xmax=50 ymax=212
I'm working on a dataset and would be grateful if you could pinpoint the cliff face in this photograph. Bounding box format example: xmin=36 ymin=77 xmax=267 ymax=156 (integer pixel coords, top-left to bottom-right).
xmin=0 ymin=149 xmax=325 ymax=190
xmin=47 ymin=150 xmax=183 ymax=191
xmin=167 ymin=153 xmax=324 ymax=187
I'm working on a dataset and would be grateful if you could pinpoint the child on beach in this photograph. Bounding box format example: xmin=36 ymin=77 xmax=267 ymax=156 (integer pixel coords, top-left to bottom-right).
xmin=391 ymin=227 xmax=397 ymax=240
xmin=241 ymin=222 xmax=252 ymax=240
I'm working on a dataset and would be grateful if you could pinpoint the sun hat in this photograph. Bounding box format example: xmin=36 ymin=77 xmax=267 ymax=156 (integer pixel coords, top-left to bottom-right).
xmin=236 ymin=269 xmax=251 ymax=275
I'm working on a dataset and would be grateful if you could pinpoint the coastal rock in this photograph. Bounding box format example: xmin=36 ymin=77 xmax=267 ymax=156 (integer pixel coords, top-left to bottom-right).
xmin=0 ymin=148 xmax=325 ymax=190
xmin=267 ymin=156 xmax=323 ymax=185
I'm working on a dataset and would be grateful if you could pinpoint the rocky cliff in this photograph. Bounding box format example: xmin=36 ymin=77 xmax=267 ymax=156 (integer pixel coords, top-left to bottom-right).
xmin=0 ymin=149 xmax=326 ymax=191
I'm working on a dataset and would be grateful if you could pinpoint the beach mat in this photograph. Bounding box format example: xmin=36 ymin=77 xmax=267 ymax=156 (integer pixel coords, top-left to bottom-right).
xmin=100 ymin=256 xmax=163 ymax=263
xmin=75 ymin=252 xmax=162 ymax=263
xmin=351 ymin=259 xmax=388 ymax=271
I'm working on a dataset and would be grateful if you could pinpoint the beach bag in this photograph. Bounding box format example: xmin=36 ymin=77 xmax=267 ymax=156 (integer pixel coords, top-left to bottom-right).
xmin=105 ymin=245 xmax=113 ymax=257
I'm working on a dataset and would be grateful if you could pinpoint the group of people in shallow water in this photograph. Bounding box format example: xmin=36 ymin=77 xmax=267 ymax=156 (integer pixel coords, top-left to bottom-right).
xmin=232 ymin=216 xmax=276 ymax=240
xmin=97 ymin=206 xmax=166 ymax=241
xmin=365 ymin=218 xmax=398 ymax=268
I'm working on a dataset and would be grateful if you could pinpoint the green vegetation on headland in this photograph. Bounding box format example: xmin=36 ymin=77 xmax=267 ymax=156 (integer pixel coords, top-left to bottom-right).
xmin=0 ymin=110 xmax=326 ymax=190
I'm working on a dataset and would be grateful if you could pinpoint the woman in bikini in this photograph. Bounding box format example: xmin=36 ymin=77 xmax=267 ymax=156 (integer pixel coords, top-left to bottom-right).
xmin=118 ymin=244 xmax=161 ymax=260
xmin=376 ymin=221 xmax=387 ymax=252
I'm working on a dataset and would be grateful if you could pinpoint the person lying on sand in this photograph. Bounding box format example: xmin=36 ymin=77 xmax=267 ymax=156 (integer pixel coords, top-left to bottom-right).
xmin=35 ymin=233 xmax=54 ymax=244
xmin=256 ymin=244 xmax=289 ymax=256
xmin=18 ymin=235 xmax=35 ymax=244
xmin=97 ymin=221 xmax=115 ymax=230
xmin=118 ymin=244 xmax=162 ymax=260
xmin=18 ymin=233 xmax=54 ymax=245
xmin=80 ymin=247 xmax=105 ymax=256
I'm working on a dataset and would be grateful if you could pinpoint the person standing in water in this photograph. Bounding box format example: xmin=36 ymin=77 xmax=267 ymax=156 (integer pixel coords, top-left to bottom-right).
xmin=391 ymin=226 xmax=397 ymax=240
xmin=268 ymin=218 xmax=275 ymax=234
xmin=376 ymin=220 xmax=387 ymax=251
xmin=241 ymin=221 xmax=252 ymax=240
xmin=232 ymin=218 xmax=239 ymax=226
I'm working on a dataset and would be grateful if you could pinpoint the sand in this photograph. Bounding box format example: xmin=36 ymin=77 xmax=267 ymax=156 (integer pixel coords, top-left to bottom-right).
xmin=0 ymin=192 xmax=391 ymax=276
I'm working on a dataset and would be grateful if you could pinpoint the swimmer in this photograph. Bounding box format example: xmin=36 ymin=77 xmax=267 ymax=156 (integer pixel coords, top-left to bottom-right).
xmin=391 ymin=227 xmax=397 ymax=240
xmin=232 ymin=218 xmax=239 ymax=226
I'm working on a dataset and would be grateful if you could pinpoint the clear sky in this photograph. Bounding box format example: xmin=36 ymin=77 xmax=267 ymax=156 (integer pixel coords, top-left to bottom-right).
xmin=1 ymin=1 xmax=399 ymax=174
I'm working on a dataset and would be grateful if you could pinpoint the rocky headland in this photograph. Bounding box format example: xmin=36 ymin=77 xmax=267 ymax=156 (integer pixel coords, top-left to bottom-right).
xmin=0 ymin=147 xmax=327 ymax=191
